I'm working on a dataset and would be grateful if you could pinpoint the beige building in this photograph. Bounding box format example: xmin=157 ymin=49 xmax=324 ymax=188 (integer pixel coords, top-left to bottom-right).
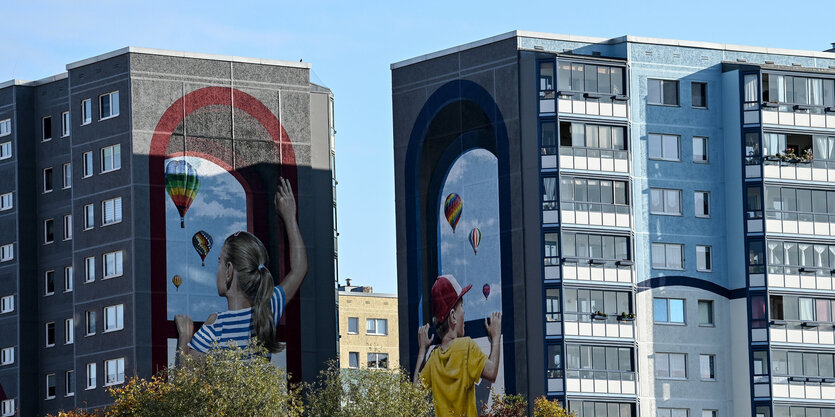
xmin=338 ymin=282 xmax=399 ymax=371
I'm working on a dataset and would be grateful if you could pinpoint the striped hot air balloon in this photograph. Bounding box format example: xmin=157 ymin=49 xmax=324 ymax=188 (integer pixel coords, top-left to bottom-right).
xmin=165 ymin=159 xmax=200 ymax=228
xmin=444 ymin=193 xmax=463 ymax=233
xmin=469 ymin=227 xmax=482 ymax=255
xmin=192 ymin=230 xmax=213 ymax=267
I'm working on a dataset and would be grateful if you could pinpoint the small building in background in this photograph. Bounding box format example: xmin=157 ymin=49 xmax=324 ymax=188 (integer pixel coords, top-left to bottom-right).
xmin=338 ymin=279 xmax=399 ymax=371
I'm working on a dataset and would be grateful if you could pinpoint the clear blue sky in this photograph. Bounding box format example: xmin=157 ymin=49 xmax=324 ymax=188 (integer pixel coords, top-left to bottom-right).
xmin=3 ymin=0 xmax=831 ymax=294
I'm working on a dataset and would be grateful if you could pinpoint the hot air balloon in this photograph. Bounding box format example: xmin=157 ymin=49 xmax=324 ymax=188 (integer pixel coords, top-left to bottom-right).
xmin=172 ymin=275 xmax=182 ymax=291
xmin=444 ymin=193 xmax=462 ymax=233
xmin=192 ymin=230 xmax=213 ymax=267
xmin=482 ymin=283 xmax=490 ymax=299
xmin=469 ymin=227 xmax=482 ymax=255
xmin=165 ymin=159 xmax=200 ymax=228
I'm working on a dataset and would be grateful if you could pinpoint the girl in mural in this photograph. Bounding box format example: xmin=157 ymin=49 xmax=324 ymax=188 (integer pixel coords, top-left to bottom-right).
xmin=175 ymin=178 xmax=307 ymax=356
xmin=413 ymin=274 xmax=502 ymax=417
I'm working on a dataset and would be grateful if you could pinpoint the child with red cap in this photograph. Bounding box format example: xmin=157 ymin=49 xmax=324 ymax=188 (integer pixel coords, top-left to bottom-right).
xmin=413 ymin=274 xmax=502 ymax=417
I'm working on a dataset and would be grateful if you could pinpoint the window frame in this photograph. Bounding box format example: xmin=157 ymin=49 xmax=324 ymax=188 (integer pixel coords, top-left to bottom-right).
xmin=100 ymin=144 xmax=121 ymax=174
xmin=102 ymin=250 xmax=124 ymax=279
xmin=1 ymin=399 xmax=14 ymax=417
xmin=43 ymin=167 xmax=53 ymax=193
xmin=695 ymin=191 xmax=711 ymax=218
xmin=693 ymin=136 xmax=709 ymax=163
xmin=650 ymin=188 xmax=682 ymax=216
xmin=0 ymin=244 xmax=13 ymax=262
xmin=65 ymin=318 xmax=74 ymax=344
xmin=655 ymin=352 xmax=687 ymax=380
xmin=0 ymin=192 xmax=11 ymax=211
xmin=85 ymin=256 xmax=95 ymax=283
xmin=61 ymin=111 xmax=70 ymax=137
xmin=348 ymin=352 xmax=359 ymax=369
xmin=43 ymin=218 xmax=54 ymax=245
xmin=347 ymin=317 xmax=359 ymax=334
xmin=648 ymin=78 xmax=680 ymax=106
xmin=691 ymin=82 xmax=708 ymax=109
xmin=104 ymin=358 xmax=125 ymax=386
xmin=81 ymin=99 xmax=92 ymax=125
xmin=654 ymin=297 xmax=686 ymax=324
xmin=652 ymin=242 xmax=685 ymax=270
xmin=366 ymin=352 xmax=389 ymax=369
xmin=99 ymin=91 xmax=120 ymax=121
xmin=0 ymin=295 xmax=13 ymax=313
xmin=86 ymin=310 xmax=96 ymax=336
xmin=64 ymin=266 xmax=73 ymax=292
xmin=84 ymin=204 xmax=94 ymax=230
xmin=699 ymin=354 xmax=716 ymax=381
xmin=82 ymin=151 xmax=93 ymax=178
xmin=46 ymin=373 xmax=56 ymax=399
xmin=0 ymin=119 xmax=10 ymax=137
xmin=0 ymin=347 xmax=13 ymax=365
xmin=44 ymin=270 xmax=55 ymax=296
xmin=698 ymin=300 xmax=714 ymax=327
xmin=366 ymin=318 xmax=388 ymax=336
xmin=104 ymin=304 xmax=124 ymax=332
xmin=42 ymin=116 xmax=52 ymax=142
xmin=648 ymin=133 xmax=681 ymax=161
xmin=62 ymin=163 xmax=72 ymax=189
xmin=45 ymin=322 xmax=55 ymax=347
xmin=65 ymin=370 xmax=75 ymax=397
xmin=0 ymin=141 xmax=10 ymax=160
xmin=63 ymin=214 xmax=72 ymax=240
xmin=86 ymin=362 xmax=96 ymax=389
xmin=101 ymin=197 xmax=123 ymax=226
xmin=696 ymin=245 xmax=713 ymax=272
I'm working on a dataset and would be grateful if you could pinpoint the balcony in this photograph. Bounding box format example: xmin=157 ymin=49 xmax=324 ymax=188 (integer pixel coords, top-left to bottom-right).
xmin=562 ymin=314 xmax=635 ymax=339
xmin=770 ymin=320 xmax=835 ymax=345
xmin=562 ymin=260 xmax=633 ymax=284
xmin=549 ymin=147 xmax=629 ymax=173
xmin=561 ymin=202 xmax=631 ymax=228
xmin=762 ymin=106 xmax=835 ymax=129
xmin=557 ymin=93 xmax=628 ymax=118
xmin=767 ymin=269 xmax=835 ymax=291
xmin=772 ymin=377 xmax=835 ymax=400
xmin=765 ymin=213 xmax=835 ymax=236
xmin=546 ymin=370 xmax=564 ymax=392
xmin=565 ymin=370 xmax=636 ymax=395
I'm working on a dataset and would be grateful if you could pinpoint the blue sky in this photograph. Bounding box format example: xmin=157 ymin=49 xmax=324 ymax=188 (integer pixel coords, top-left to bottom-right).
xmin=3 ymin=0 xmax=832 ymax=294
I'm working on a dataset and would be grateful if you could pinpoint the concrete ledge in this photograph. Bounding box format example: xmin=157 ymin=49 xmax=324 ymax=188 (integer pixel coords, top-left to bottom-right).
xmin=66 ymin=46 xmax=311 ymax=70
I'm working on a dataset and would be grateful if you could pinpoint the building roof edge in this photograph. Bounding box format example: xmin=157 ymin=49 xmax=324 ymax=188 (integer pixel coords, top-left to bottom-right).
xmin=66 ymin=47 xmax=312 ymax=71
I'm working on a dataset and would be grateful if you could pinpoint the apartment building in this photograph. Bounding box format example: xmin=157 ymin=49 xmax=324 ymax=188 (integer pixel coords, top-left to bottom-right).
xmin=337 ymin=280 xmax=399 ymax=371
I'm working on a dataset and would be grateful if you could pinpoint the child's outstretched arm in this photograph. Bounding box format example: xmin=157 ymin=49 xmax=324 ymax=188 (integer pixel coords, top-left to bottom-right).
xmin=275 ymin=177 xmax=308 ymax=301
xmin=481 ymin=311 xmax=502 ymax=383
xmin=413 ymin=323 xmax=434 ymax=385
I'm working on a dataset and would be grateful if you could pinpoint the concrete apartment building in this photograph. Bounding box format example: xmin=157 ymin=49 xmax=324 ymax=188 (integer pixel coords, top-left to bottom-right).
xmin=337 ymin=280 xmax=399 ymax=371
xmin=0 ymin=48 xmax=338 ymax=416
xmin=393 ymin=31 xmax=835 ymax=416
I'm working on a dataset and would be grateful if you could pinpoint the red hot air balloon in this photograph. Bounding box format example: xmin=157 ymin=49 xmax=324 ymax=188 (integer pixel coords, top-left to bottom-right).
xmin=165 ymin=159 xmax=200 ymax=228
xmin=192 ymin=230 xmax=213 ymax=267
xmin=444 ymin=193 xmax=463 ymax=233
xmin=482 ymin=283 xmax=490 ymax=299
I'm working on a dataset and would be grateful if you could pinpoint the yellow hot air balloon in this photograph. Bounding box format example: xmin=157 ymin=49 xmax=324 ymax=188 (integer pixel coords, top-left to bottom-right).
xmin=172 ymin=275 xmax=182 ymax=291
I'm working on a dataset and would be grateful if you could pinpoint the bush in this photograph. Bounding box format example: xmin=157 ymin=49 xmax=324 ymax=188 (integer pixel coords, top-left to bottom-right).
xmin=481 ymin=391 xmax=527 ymax=417
xmin=533 ymin=396 xmax=575 ymax=417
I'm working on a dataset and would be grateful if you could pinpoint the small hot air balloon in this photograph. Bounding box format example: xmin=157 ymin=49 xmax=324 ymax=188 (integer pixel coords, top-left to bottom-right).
xmin=172 ymin=275 xmax=182 ymax=291
xmin=482 ymin=283 xmax=490 ymax=299
xmin=165 ymin=159 xmax=200 ymax=228
xmin=444 ymin=193 xmax=463 ymax=233
xmin=469 ymin=227 xmax=482 ymax=255
xmin=192 ymin=230 xmax=213 ymax=267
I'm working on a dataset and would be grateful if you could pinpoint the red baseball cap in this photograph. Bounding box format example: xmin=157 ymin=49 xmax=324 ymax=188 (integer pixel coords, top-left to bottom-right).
xmin=432 ymin=274 xmax=472 ymax=324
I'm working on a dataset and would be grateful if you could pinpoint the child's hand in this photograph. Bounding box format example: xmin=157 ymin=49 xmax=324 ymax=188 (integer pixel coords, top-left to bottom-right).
xmin=417 ymin=323 xmax=434 ymax=351
xmin=175 ymin=314 xmax=194 ymax=349
xmin=485 ymin=312 xmax=502 ymax=342
xmin=275 ymin=177 xmax=297 ymax=221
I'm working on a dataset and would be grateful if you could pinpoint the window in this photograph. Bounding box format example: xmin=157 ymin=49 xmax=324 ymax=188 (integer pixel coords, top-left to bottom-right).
xmin=652 ymin=243 xmax=684 ymax=270
xmin=61 ymin=111 xmax=70 ymax=137
xmin=542 ymin=177 xmax=558 ymax=210
xmin=696 ymin=246 xmax=712 ymax=272
xmin=66 ymin=370 xmax=75 ymax=396
xmin=751 ymin=295 xmax=768 ymax=329
xmin=545 ymin=288 xmax=562 ymax=322
xmin=65 ymin=318 xmax=74 ymax=344
xmin=42 ymin=116 xmax=52 ymax=141
xmin=0 ymin=119 xmax=9 ymax=137
xmin=544 ymin=233 xmax=560 ymax=266
xmin=0 ymin=142 xmax=10 ymax=160
xmin=558 ymin=121 xmax=627 ymax=151
xmin=654 ymin=298 xmax=685 ymax=324
xmin=105 ymin=358 xmax=125 ymax=386
xmin=695 ymin=191 xmax=710 ymax=218
xmin=648 ymin=79 xmax=679 ymax=105
xmin=348 ymin=352 xmax=359 ymax=368
xmin=658 ymin=409 xmax=689 ymax=417
xmin=83 ymin=151 xmax=93 ymax=177
xmin=769 ymin=294 xmax=835 ymax=324
xmin=0 ymin=244 xmax=13 ymax=262
xmin=560 ymin=177 xmax=629 ymax=206
xmin=1 ymin=347 xmax=13 ymax=365
xmin=763 ymin=73 xmax=835 ymax=107
xmin=563 ymin=289 xmax=632 ymax=322
xmin=102 ymin=197 xmax=122 ymax=225
xmin=753 ymin=351 xmax=769 ymax=383
xmin=86 ymin=310 xmax=96 ymax=335
xmin=46 ymin=322 xmax=55 ymax=347
xmin=44 ymin=219 xmax=54 ymax=244
xmin=367 ymin=353 xmax=389 ymax=369
xmin=547 ymin=344 xmax=563 ymax=378
xmin=698 ymin=300 xmax=714 ymax=326
xmin=104 ymin=304 xmax=124 ymax=332
xmin=46 ymin=373 xmax=56 ymax=399
xmin=81 ymin=99 xmax=92 ymax=125
xmin=64 ymin=266 xmax=73 ymax=292
xmin=0 ymin=192 xmax=11 ymax=210
xmin=366 ymin=318 xmax=388 ymax=335
xmin=557 ymin=62 xmax=625 ymax=95
xmin=44 ymin=167 xmax=53 ymax=193
xmin=562 ymin=232 xmax=630 ymax=262
xmin=541 ymin=121 xmax=557 ymax=154
xmin=347 ymin=317 xmax=358 ymax=334
xmin=84 ymin=204 xmax=94 ymax=229
xmin=85 ymin=256 xmax=95 ymax=282
xmin=86 ymin=362 xmax=96 ymax=389
xmin=103 ymin=251 xmax=123 ymax=278
xmin=565 ymin=344 xmax=634 ymax=374
xmin=650 ymin=188 xmax=681 ymax=215
xmin=0 ymin=399 xmax=12 ymax=417
xmin=771 ymin=350 xmax=835 ymax=379
xmin=100 ymin=91 xmax=120 ymax=120
xmin=568 ymin=401 xmax=634 ymax=417
xmin=63 ymin=215 xmax=72 ymax=240
xmin=0 ymin=295 xmax=13 ymax=313
xmin=655 ymin=352 xmax=687 ymax=379
xmin=649 ymin=134 xmax=680 ymax=161
xmin=692 ymin=82 xmax=708 ymax=108
xmin=62 ymin=163 xmax=72 ymax=189
xmin=693 ymin=136 xmax=708 ymax=163
xmin=101 ymin=144 xmax=121 ymax=173
xmin=700 ymin=354 xmax=716 ymax=380
xmin=45 ymin=270 xmax=54 ymax=295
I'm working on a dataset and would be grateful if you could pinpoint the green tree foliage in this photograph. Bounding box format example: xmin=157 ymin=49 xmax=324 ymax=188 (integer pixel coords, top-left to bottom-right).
xmin=481 ymin=392 xmax=576 ymax=417
xmin=533 ymin=396 xmax=576 ymax=417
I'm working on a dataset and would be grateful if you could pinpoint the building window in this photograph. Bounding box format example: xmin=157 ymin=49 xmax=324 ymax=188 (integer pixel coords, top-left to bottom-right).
xmin=695 ymin=191 xmax=710 ymax=218
xmin=693 ymin=136 xmax=708 ymax=163
xmin=61 ymin=111 xmax=70 ymax=137
xmin=648 ymin=79 xmax=679 ymax=106
xmin=648 ymin=134 xmax=680 ymax=161
xmin=565 ymin=344 xmax=634 ymax=376
xmin=104 ymin=304 xmax=124 ymax=332
xmin=0 ymin=142 xmax=10 ymax=160
xmin=100 ymin=91 xmax=120 ymax=120
xmin=43 ymin=219 xmax=54 ymax=244
xmin=0 ymin=347 xmax=13 ymax=365
xmin=46 ymin=373 xmax=56 ymax=399
xmin=103 ymin=251 xmax=123 ymax=279
xmin=692 ymin=82 xmax=708 ymax=108
xmin=0 ymin=119 xmax=10 ymax=137
xmin=543 ymin=233 xmax=561 ymax=266
xmin=655 ymin=352 xmax=687 ymax=379
xmin=65 ymin=318 xmax=74 ymax=344
xmin=0 ymin=193 xmax=11 ymax=211
xmin=44 ymin=167 xmax=53 ymax=193
xmin=542 ymin=177 xmax=558 ymax=211
xmin=65 ymin=370 xmax=75 ymax=396
xmin=46 ymin=322 xmax=55 ymax=347
xmin=558 ymin=121 xmax=627 ymax=151
xmin=557 ymin=62 xmax=625 ymax=95
xmin=367 ymin=353 xmax=389 ymax=369
xmin=564 ymin=288 xmax=632 ymax=323
xmin=86 ymin=362 xmax=96 ymax=389
xmin=63 ymin=215 xmax=72 ymax=240
xmin=0 ymin=244 xmax=13 ymax=262
xmin=84 ymin=204 xmax=94 ymax=230
xmin=545 ymin=288 xmax=562 ymax=322
xmin=101 ymin=144 xmax=121 ymax=173
xmin=0 ymin=295 xmax=13 ymax=313
xmin=562 ymin=232 xmax=630 ymax=262
xmin=547 ymin=344 xmax=563 ymax=379
xmin=366 ymin=318 xmax=388 ymax=335
xmin=650 ymin=188 xmax=681 ymax=216
xmin=102 ymin=197 xmax=122 ymax=225
xmin=104 ymin=358 xmax=125 ymax=386
xmin=86 ymin=310 xmax=96 ymax=335
xmin=85 ymin=256 xmax=95 ymax=283
xmin=81 ymin=99 xmax=92 ymax=125
xmin=45 ymin=270 xmax=54 ymax=295
xmin=654 ymin=298 xmax=685 ymax=324
xmin=697 ymin=245 xmax=712 ymax=272
xmin=700 ymin=354 xmax=716 ymax=380
xmin=560 ymin=176 xmax=629 ymax=207
xmin=42 ymin=116 xmax=52 ymax=141
xmin=658 ymin=409 xmax=689 ymax=417
xmin=652 ymin=243 xmax=684 ymax=270
xmin=62 ymin=163 xmax=72 ymax=189
xmin=751 ymin=295 xmax=768 ymax=329
xmin=698 ymin=300 xmax=714 ymax=326
xmin=348 ymin=352 xmax=359 ymax=369
xmin=83 ymin=151 xmax=93 ymax=178
xmin=64 ymin=266 xmax=73 ymax=292
xmin=702 ymin=411 xmax=717 ymax=417
xmin=1 ymin=399 xmax=14 ymax=417
xmin=347 ymin=317 xmax=358 ymax=334
xmin=568 ymin=401 xmax=634 ymax=417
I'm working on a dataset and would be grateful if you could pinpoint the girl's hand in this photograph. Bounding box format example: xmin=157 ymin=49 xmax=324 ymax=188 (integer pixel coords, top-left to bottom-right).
xmin=275 ymin=177 xmax=297 ymax=221
xmin=175 ymin=314 xmax=194 ymax=347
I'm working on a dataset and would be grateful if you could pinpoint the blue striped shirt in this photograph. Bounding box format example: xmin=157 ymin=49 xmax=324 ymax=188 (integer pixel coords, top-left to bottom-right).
xmin=188 ymin=285 xmax=286 ymax=353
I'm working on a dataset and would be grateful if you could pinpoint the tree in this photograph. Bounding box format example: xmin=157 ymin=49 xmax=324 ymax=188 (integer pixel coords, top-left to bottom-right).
xmin=533 ymin=396 xmax=575 ymax=417
xmin=481 ymin=391 xmax=527 ymax=417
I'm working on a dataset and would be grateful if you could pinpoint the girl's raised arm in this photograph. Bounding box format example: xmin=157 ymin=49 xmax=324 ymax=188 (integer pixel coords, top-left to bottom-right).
xmin=275 ymin=177 xmax=308 ymax=301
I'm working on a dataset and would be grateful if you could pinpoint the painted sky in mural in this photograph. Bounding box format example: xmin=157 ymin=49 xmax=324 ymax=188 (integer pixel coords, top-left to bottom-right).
xmin=438 ymin=148 xmax=501 ymax=320
xmin=165 ymin=155 xmax=247 ymax=321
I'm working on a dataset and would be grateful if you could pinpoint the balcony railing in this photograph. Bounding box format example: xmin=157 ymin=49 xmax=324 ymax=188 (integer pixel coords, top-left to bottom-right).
xmin=762 ymin=105 xmax=835 ymax=129
xmin=565 ymin=369 xmax=636 ymax=395
xmin=772 ymin=376 xmax=835 ymax=400
xmin=562 ymin=312 xmax=635 ymax=339
xmin=763 ymin=159 xmax=835 ymax=183
xmin=562 ymin=259 xmax=633 ymax=284
xmin=765 ymin=211 xmax=835 ymax=236
xmin=543 ymin=147 xmax=629 ymax=173
xmin=770 ymin=319 xmax=835 ymax=345
xmin=556 ymin=92 xmax=628 ymax=118
xmin=561 ymin=202 xmax=631 ymax=228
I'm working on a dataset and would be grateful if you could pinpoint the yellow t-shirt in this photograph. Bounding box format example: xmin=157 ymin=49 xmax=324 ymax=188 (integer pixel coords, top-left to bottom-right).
xmin=419 ymin=337 xmax=487 ymax=417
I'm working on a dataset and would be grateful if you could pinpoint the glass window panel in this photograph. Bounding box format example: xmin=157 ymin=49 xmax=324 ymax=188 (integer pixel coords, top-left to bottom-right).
xmin=619 ymin=348 xmax=632 ymax=371
xmin=815 ymin=135 xmax=829 ymax=161
xmin=654 ymin=298 xmax=668 ymax=322
xmin=788 ymin=352 xmax=803 ymax=375
xmin=564 ymin=233 xmax=576 ymax=257
xmin=785 ymin=296 xmax=799 ymax=321
xmin=816 ymin=245 xmax=828 ymax=268
xmin=617 ymin=292 xmax=629 ymax=314
xmin=586 ymin=125 xmax=599 ymax=148
xmin=670 ymin=354 xmax=686 ymax=378
xmin=669 ymin=299 xmax=684 ymax=322
xmin=648 ymin=79 xmax=662 ymax=104
xmin=540 ymin=61 xmax=554 ymax=91
xmin=604 ymin=292 xmax=617 ymax=315
xmin=572 ymin=64 xmax=585 ymax=92
xmin=667 ymin=243 xmax=683 ymax=269
xmin=662 ymin=135 xmax=680 ymax=160
xmin=558 ymin=62 xmax=572 ymax=90
xmin=575 ymin=178 xmax=587 ymax=202
xmin=587 ymin=179 xmax=601 ymax=203
xmin=771 ymin=295 xmax=785 ymax=320
xmin=814 ymin=190 xmax=828 ymax=213
xmin=591 ymin=291 xmax=603 ymax=313
xmin=656 ymin=353 xmax=670 ymax=377
xmin=829 ymin=192 xmax=835 ymax=214
xmin=572 ymin=123 xmax=586 ymax=147
xmin=772 ymin=350 xmax=788 ymax=375
xmin=599 ymin=126 xmax=612 ymax=149
xmin=612 ymin=126 xmax=625 ymax=150
xmin=611 ymin=67 xmax=624 ymax=95
xmin=581 ymin=346 xmax=592 ymax=369
xmin=602 ymin=236 xmax=615 ymax=259
xmin=601 ymin=181 xmax=614 ymax=204
xmin=598 ymin=66 xmax=611 ymax=94
xmin=592 ymin=346 xmax=605 ymax=369
xmin=800 ymin=244 xmax=815 ymax=267
xmin=578 ymin=290 xmax=591 ymax=313
xmin=577 ymin=234 xmax=589 ymax=258
xmin=616 ymin=237 xmax=628 ymax=260
xmin=782 ymin=188 xmax=797 ymax=212
xmin=663 ymin=81 xmax=679 ymax=105
xmin=800 ymin=298 xmax=815 ymax=321
xmin=824 ymin=79 xmax=835 ymax=107
xmin=820 ymin=354 xmax=834 ymax=377
xmin=585 ymin=65 xmax=598 ymax=93
xmin=804 ymin=353 xmax=820 ymax=376
xmin=649 ymin=134 xmax=663 ymax=159
xmin=795 ymin=77 xmax=808 ymax=104
xmin=561 ymin=178 xmax=574 ymax=201
xmin=797 ymin=189 xmax=812 ymax=213
xmin=541 ymin=122 xmax=557 ymax=150
xmin=652 ymin=243 xmax=665 ymax=268
xmin=614 ymin=182 xmax=627 ymax=205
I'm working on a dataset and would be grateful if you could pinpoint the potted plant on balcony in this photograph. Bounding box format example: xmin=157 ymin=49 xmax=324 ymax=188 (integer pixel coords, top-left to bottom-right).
xmin=617 ymin=312 xmax=636 ymax=321
xmin=592 ymin=311 xmax=608 ymax=320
